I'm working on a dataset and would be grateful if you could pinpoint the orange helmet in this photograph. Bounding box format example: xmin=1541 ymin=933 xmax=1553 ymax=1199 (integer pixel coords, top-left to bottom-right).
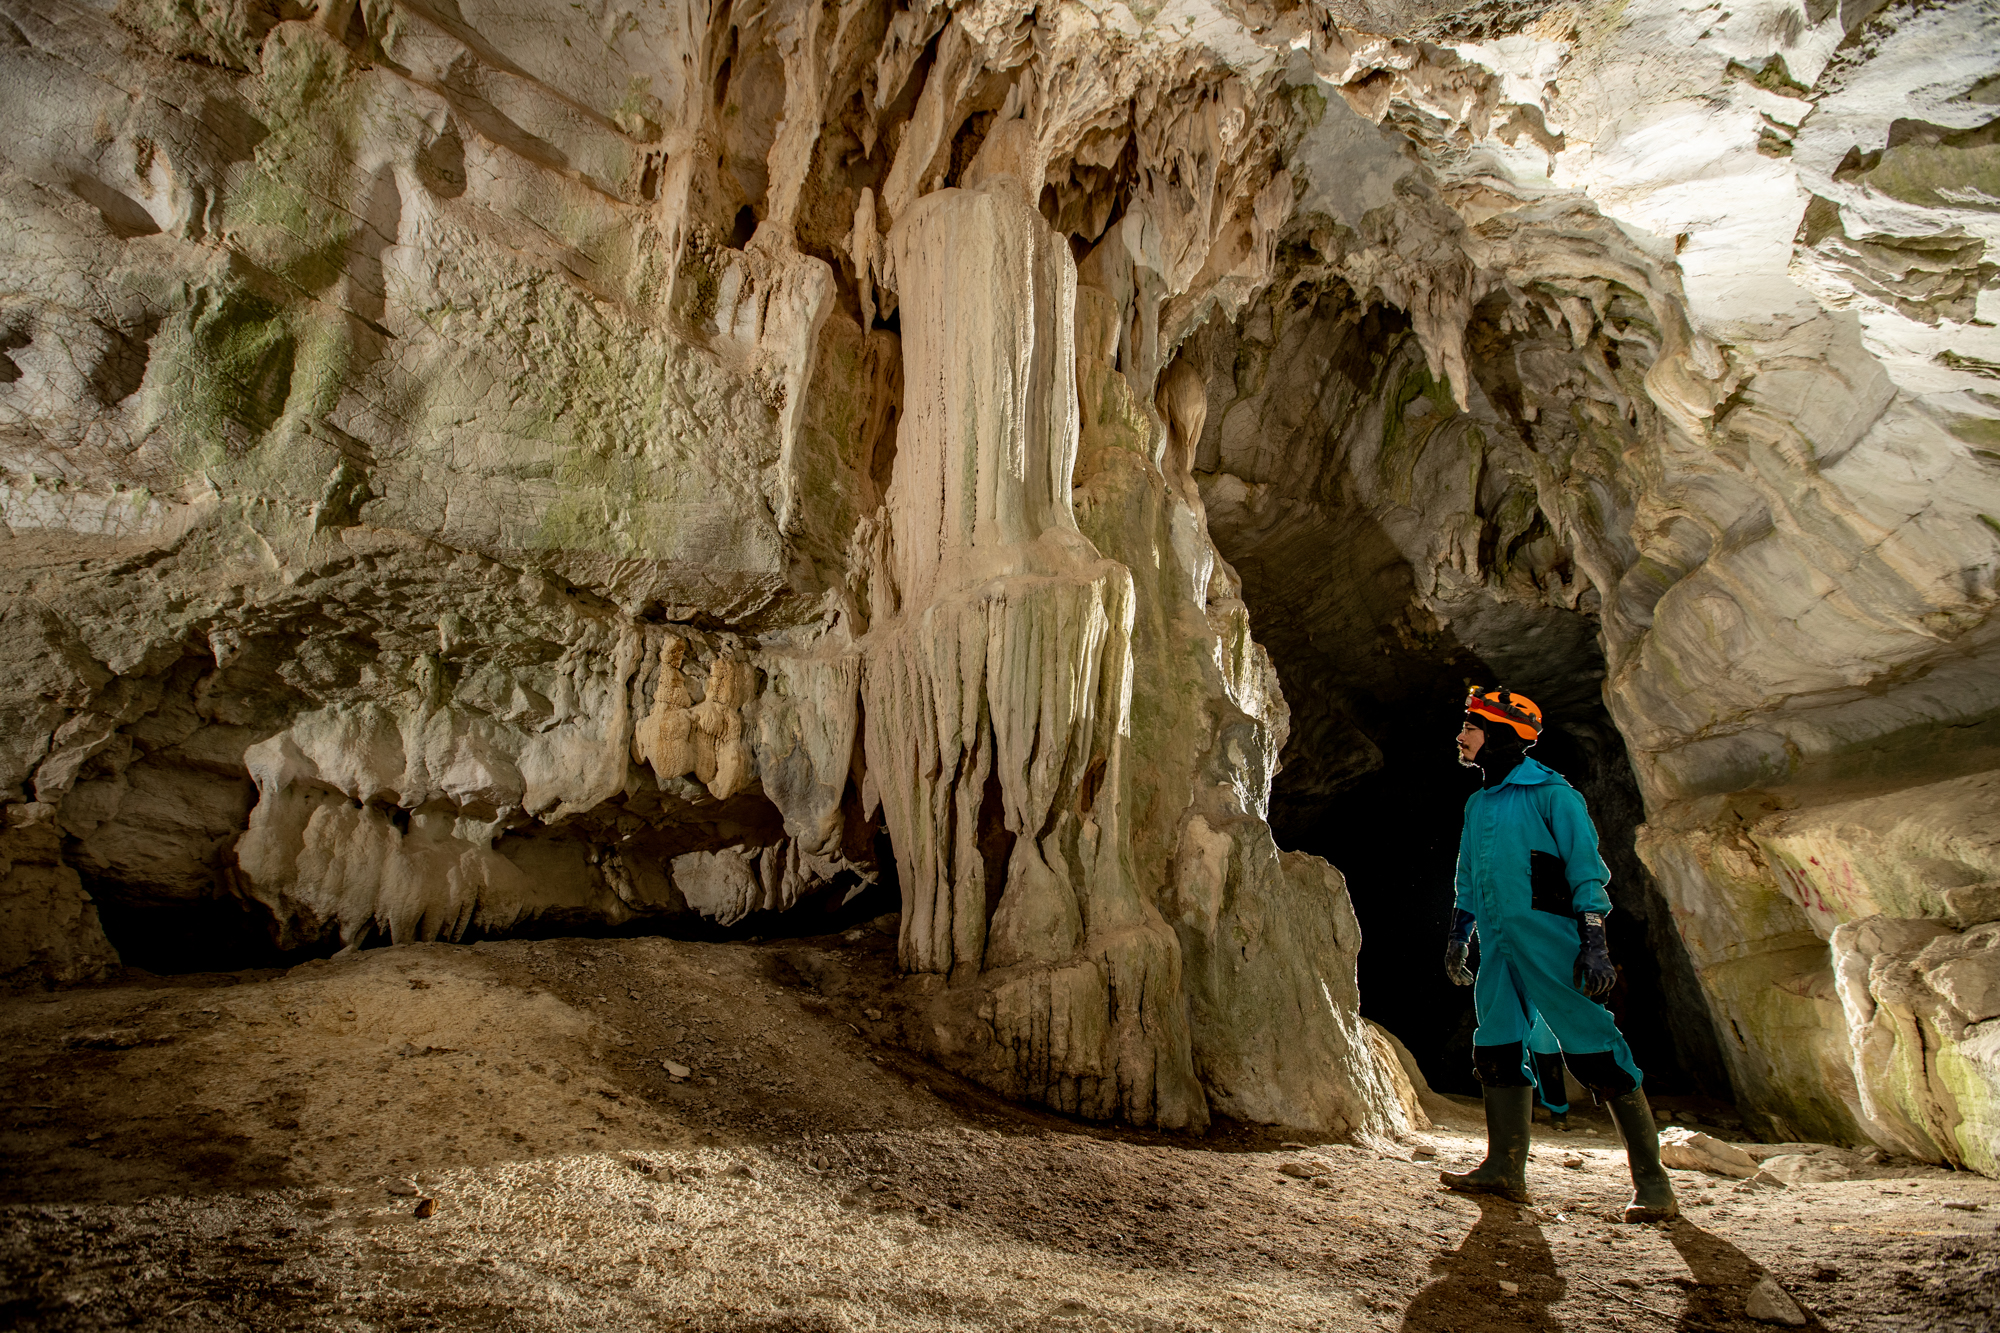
xmin=1466 ymin=686 xmax=1543 ymax=741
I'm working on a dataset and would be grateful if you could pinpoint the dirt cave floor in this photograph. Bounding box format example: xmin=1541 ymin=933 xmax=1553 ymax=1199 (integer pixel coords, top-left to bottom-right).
xmin=3 ymin=930 xmax=1997 ymax=1333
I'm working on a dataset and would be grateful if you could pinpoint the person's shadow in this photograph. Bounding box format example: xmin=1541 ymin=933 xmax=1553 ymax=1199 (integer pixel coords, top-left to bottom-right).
xmin=1666 ymin=1219 xmax=1828 ymax=1330
xmin=1400 ymin=1194 xmax=1566 ymax=1332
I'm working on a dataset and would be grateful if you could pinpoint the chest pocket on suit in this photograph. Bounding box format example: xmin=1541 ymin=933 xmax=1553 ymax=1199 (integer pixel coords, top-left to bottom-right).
xmin=1530 ymin=850 xmax=1571 ymax=916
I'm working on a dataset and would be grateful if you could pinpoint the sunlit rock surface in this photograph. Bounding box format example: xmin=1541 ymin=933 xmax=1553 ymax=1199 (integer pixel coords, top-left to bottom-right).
xmin=0 ymin=0 xmax=1996 ymax=1162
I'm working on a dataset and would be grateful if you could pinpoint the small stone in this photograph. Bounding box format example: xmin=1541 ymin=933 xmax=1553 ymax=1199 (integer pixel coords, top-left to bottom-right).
xmin=1278 ymin=1161 xmax=1326 ymax=1179
xmin=663 ymin=1060 xmax=691 ymax=1078
xmin=863 ymin=1008 xmax=884 ymax=1021
xmin=1310 ymin=1177 xmax=1335 ymax=1190
xmin=727 ymin=1162 xmax=754 ymax=1178
xmin=1744 ymin=1276 xmax=1807 ymax=1325
xmin=386 ymin=1181 xmax=419 ymax=1196
xmin=810 ymin=1153 xmax=831 ymax=1170
xmin=1613 ymin=1277 xmax=1642 ymax=1289
xmin=1497 ymin=1280 xmax=1519 ymax=1296
xmin=1659 ymin=1127 xmax=1761 ymax=1178
xmin=413 ymin=1198 xmax=437 ymax=1219
xmin=1411 ymin=1144 xmax=1437 ymax=1159
xmin=1562 ymin=1154 xmax=1584 ymax=1169
xmin=1941 ymin=1200 xmax=1982 ymax=1211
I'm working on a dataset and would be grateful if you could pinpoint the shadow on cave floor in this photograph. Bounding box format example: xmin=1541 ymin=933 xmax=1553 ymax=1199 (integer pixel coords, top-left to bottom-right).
xmin=3 ymin=934 xmax=1994 ymax=1333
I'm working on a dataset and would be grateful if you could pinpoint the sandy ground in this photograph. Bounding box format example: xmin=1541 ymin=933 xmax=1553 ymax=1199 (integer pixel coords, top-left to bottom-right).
xmin=3 ymin=931 xmax=1997 ymax=1332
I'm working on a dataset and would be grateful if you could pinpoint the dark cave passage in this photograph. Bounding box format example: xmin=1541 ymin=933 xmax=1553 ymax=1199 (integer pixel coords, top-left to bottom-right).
xmin=1267 ymin=687 xmax=1713 ymax=1101
xmin=1185 ymin=280 xmax=1734 ymax=1104
xmin=85 ymin=828 xmax=902 ymax=977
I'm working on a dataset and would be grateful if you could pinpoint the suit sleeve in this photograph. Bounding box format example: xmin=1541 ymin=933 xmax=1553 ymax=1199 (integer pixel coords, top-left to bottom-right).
xmin=1545 ymin=785 xmax=1613 ymax=915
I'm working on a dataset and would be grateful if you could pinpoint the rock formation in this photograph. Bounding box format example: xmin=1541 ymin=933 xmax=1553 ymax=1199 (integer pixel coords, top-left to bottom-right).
xmin=1 ymin=0 xmax=1996 ymax=1166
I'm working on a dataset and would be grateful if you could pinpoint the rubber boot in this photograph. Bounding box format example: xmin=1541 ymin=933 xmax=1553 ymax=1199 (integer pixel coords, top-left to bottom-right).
xmin=1440 ymin=1085 xmax=1533 ymax=1203
xmin=1606 ymin=1088 xmax=1679 ymax=1222
xmin=1550 ymin=1110 xmax=1569 ymax=1133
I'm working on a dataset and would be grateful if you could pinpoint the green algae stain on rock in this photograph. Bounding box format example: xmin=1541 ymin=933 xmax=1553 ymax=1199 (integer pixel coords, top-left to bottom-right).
xmin=147 ymin=285 xmax=297 ymax=477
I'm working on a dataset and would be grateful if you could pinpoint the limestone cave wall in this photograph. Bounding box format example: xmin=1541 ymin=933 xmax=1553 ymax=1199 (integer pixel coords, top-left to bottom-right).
xmin=1 ymin=0 xmax=1997 ymax=1169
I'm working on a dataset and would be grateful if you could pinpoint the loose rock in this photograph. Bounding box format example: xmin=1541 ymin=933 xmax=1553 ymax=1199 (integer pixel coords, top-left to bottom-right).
xmin=1658 ymin=1128 xmax=1760 ymax=1179
xmin=1744 ymin=1276 xmax=1807 ymax=1326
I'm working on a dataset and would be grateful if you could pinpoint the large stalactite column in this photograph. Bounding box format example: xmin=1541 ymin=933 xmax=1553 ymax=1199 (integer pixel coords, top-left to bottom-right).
xmin=861 ymin=122 xmax=1206 ymax=1128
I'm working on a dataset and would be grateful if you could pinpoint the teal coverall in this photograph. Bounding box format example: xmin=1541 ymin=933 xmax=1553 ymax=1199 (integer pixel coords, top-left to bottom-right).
xmin=1527 ymin=1013 xmax=1569 ymax=1113
xmin=1453 ymin=755 xmax=1643 ymax=1090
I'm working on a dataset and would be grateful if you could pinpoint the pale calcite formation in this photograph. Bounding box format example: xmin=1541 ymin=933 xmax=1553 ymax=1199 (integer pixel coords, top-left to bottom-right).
xmin=0 ymin=0 xmax=1407 ymax=1138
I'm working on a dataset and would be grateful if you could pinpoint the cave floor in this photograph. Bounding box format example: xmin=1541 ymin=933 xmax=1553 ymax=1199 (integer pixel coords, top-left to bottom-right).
xmin=2 ymin=934 xmax=1996 ymax=1333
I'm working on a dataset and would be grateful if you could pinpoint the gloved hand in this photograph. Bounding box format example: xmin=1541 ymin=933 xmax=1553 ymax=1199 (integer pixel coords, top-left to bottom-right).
xmin=1575 ymin=911 xmax=1616 ymax=998
xmin=1445 ymin=908 xmax=1477 ymax=986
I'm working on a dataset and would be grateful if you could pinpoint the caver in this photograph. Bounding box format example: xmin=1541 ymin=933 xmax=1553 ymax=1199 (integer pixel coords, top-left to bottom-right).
xmin=1440 ymin=687 xmax=1677 ymax=1223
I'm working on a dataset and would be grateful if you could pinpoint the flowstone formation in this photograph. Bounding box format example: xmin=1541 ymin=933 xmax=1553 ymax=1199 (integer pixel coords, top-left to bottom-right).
xmin=1 ymin=0 xmax=1997 ymax=1168
xmin=0 ymin=0 xmax=1405 ymax=1140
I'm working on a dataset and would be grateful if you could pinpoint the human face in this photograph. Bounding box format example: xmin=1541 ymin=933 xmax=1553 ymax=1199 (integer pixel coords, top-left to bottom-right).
xmin=1456 ymin=717 xmax=1484 ymax=767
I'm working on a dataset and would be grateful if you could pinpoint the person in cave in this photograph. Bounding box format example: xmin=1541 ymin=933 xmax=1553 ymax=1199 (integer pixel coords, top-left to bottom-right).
xmin=1438 ymin=687 xmax=1677 ymax=1223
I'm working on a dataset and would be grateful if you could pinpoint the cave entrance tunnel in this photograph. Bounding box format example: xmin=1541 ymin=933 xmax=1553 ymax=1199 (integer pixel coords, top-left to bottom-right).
xmin=1187 ymin=299 xmax=1735 ymax=1106
xmin=1245 ymin=589 xmax=1734 ymax=1102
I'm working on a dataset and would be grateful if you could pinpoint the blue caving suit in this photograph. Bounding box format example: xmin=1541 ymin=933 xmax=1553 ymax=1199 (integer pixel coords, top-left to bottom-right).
xmin=1454 ymin=755 xmax=1643 ymax=1091
xmin=1527 ymin=1013 xmax=1569 ymax=1114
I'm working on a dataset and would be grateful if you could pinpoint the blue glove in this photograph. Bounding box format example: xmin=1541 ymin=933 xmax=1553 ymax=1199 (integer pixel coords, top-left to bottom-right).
xmin=1445 ymin=909 xmax=1476 ymax=986
xmin=1575 ymin=911 xmax=1616 ymax=998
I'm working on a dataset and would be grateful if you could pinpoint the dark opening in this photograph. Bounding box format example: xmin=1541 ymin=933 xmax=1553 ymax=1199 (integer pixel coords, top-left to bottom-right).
xmin=713 ymin=24 xmax=736 ymax=109
xmin=89 ymin=889 xmax=323 ymax=976
xmin=729 ymin=203 xmax=758 ymax=250
xmin=1190 ymin=285 xmax=1732 ymax=1104
xmin=1270 ymin=700 xmax=1703 ymax=1099
xmin=976 ymin=755 xmax=1016 ymax=923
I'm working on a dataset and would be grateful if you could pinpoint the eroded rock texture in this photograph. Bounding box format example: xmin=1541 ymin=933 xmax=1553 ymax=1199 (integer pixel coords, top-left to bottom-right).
xmin=1 ymin=0 xmax=1997 ymax=1163
xmin=0 ymin=0 xmax=1408 ymax=1140
xmin=1183 ymin=0 xmax=2000 ymax=1170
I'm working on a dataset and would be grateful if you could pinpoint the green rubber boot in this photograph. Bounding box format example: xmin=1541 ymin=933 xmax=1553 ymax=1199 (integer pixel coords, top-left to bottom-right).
xmin=1606 ymin=1088 xmax=1679 ymax=1222
xmin=1440 ymin=1085 xmax=1533 ymax=1203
